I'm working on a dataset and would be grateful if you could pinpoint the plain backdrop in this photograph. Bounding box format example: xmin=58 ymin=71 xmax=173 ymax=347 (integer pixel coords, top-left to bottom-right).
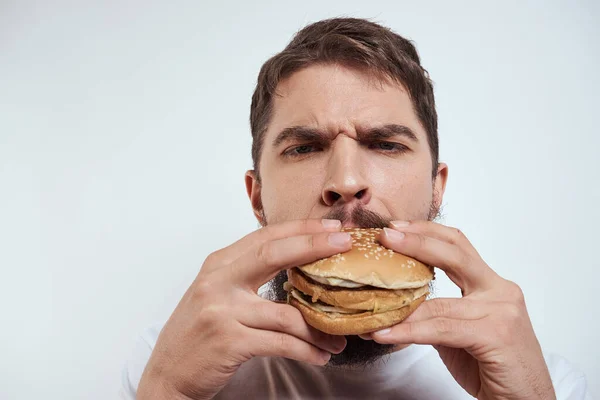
xmin=1 ymin=1 xmax=598 ymax=399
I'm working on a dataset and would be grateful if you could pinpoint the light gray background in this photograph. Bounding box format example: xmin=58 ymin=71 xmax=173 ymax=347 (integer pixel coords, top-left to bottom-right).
xmin=1 ymin=1 xmax=598 ymax=399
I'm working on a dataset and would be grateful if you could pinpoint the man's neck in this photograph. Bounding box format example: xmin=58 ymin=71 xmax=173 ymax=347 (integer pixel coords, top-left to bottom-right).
xmin=322 ymin=344 xmax=413 ymax=372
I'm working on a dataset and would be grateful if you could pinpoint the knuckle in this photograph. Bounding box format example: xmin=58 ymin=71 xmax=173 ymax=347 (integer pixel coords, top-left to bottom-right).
xmin=193 ymin=278 xmax=214 ymax=300
xmin=202 ymin=251 xmax=221 ymax=270
xmin=448 ymin=226 xmax=475 ymax=248
xmin=404 ymin=323 xmax=414 ymax=338
xmin=434 ymin=318 xmax=453 ymax=334
xmin=306 ymin=234 xmax=315 ymax=252
xmin=503 ymin=303 xmax=523 ymax=323
xmin=431 ymin=300 xmax=452 ymax=318
xmin=300 ymin=219 xmax=311 ymax=232
xmin=273 ymin=332 xmax=292 ymax=352
xmin=504 ymin=280 xmax=525 ymax=304
xmin=255 ymin=242 xmax=275 ymax=268
xmin=453 ymin=227 xmax=465 ymax=241
xmin=415 ymin=233 xmax=427 ymax=250
xmin=199 ymin=304 xmax=225 ymax=325
xmin=274 ymin=306 xmax=294 ymax=332
xmin=252 ymin=301 xmax=268 ymax=322
xmin=497 ymin=303 xmax=525 ymax=327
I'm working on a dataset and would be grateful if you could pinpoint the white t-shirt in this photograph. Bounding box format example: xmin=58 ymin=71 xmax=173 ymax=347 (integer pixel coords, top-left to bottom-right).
xmin=120 ymin=323 xmax=592 ymax=399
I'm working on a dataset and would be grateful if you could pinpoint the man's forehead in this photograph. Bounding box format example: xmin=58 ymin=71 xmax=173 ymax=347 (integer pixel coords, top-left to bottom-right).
xmin=267 ymin=64 xmax=425 ymax=144
xmin=275 ymin=63 xmax=398 ymax=93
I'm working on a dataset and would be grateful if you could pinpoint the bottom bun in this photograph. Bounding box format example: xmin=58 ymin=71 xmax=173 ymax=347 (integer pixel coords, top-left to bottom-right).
xmin=289 ymin=294 xmax=427 ymax=335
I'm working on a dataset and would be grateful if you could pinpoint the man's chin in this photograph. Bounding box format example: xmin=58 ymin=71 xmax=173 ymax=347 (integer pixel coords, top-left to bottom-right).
xmin=326 ymin=335 xmax=394 ymax=368
xmin=267 ymin=271 xmax=395 ymax=368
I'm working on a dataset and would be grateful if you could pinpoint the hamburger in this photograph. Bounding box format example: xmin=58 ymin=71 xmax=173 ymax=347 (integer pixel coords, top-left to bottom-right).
xmin=285 ymin=228 xmax=434 ymax=335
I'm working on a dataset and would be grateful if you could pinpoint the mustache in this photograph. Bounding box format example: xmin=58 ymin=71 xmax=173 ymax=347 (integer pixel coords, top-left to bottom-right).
xmin=322 ymin=206 xmax=390 ymax=229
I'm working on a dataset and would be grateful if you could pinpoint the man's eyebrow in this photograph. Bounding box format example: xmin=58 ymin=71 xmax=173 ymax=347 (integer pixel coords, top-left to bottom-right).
xmin=272 ymin=126 xmax=328 ymax=147
xmin=357 ymin=124 xmax=419 ymax=142
xmin=272 ymin=123 xmax=419 ymax=148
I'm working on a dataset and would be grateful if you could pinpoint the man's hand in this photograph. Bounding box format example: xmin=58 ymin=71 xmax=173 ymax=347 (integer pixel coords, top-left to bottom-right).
xmin=136 ymin=219 xmax=350 ymax=400
xmin=365 ymin=221 xmax=556 ymax=400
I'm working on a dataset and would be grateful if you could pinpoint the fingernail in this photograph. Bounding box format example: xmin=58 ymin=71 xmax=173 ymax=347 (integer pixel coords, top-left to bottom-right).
xmin=383 ymin=227 xmax=405 ymax=242
xmin=322 ymin=219 xmax=342 ymax=230
xmin=374 ymin=328 xmax=391 ymax=336
xmin=332 ymin=338 xmax=347 ymax=353
xmin=321 ymin=351 xmax=332 ymax=363
xmin=391 ymin=221 xmax=410 ymax=228
xmin=328 ymin=232 xmax=351 ymax=247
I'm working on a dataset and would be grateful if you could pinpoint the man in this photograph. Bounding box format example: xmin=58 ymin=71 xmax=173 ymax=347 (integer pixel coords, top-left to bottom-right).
xmin=121 ymin=18 xmax=591 ymax=399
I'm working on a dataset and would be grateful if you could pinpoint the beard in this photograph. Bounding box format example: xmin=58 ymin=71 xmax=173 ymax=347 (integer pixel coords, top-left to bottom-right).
xmin=264 ymin=200 xmax=441 ymax=369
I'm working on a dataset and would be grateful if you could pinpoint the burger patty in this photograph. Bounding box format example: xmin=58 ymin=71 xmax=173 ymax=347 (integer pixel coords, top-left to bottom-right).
xmin=286 ymin=267 xmax=429 ymax=312
xmin=289 ymin=289 xmax=364 ymax=314
xmin=295 ymin=268 xmax=380 ymax=291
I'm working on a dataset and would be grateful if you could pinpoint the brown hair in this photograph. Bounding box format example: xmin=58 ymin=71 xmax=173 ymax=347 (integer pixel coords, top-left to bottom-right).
xmin=250 ymin=17 xmax=438 ymax=180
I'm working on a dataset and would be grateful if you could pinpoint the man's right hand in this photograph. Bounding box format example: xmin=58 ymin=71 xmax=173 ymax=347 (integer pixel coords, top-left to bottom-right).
xmin=136 ymin=219 xmax=351 ymax=400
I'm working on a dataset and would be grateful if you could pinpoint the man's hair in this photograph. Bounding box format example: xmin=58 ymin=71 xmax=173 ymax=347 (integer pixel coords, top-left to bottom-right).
xmin=249 ymin=17 xmax=439 ymax=180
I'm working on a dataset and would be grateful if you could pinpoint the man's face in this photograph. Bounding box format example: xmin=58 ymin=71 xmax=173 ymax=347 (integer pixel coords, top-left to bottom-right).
xmin=245 ymin=63 xmax=448 ymax=366
xmin=248 ymin=64 xmax=446 ymax=226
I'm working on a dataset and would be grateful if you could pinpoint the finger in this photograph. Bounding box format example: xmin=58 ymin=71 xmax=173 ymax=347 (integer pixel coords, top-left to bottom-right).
xmin=371 ymin=318 xmax=479 ymax=348
xmin=246 ymin=328 xmax=333 ymax=366
xmin=205 ymin=219 xmax=343 ymax=269
xmin=403 ymin=298 xmax=490 ymax=323
xmin=380 ymin=228 xmax=496 ymax=293
xmin=361 ymin=299 xmax=488 ymax=339
xmin=389 ymin=220 xmax=474 ymax=248
xmin=238 ymin=298 xmax=347 ymax=354
xmin=232 ymin=230 xmax=352 ymax=289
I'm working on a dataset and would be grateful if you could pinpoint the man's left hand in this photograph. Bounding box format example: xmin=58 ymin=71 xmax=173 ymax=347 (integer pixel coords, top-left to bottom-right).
xmin=364 ymin=221 xmax=555 ymax=400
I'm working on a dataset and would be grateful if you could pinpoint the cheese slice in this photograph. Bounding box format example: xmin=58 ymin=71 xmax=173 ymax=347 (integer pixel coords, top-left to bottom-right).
xmin=302 ymin=273 xmax=365 ymax=288
xmin=290 ymin=289 xmax=361 ymax=314
xmin=290 ymin=284 xmax=430 ymax=315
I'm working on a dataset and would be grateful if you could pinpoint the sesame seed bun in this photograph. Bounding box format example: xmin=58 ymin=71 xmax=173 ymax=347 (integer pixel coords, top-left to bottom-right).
xmin=286 ymin=228 xmax=433 ymax=335
xmin=298 ymin=228 xmax=433 ymax=289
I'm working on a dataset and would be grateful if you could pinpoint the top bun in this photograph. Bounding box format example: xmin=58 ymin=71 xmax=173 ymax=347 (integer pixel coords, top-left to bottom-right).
xmin=298 ymin=228 xmax=433 ymax=289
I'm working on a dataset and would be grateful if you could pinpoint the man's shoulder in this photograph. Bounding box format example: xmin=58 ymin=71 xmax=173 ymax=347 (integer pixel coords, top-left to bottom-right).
xmin=139 ymin=322 xmax=163 ymax=348
xmin=544 ymin=351 xmax=586 ymax=379
xmin=120 ymin=323 xmax=165 ymax=399
xmin=543 ymin=351 xmax=592 ymax=399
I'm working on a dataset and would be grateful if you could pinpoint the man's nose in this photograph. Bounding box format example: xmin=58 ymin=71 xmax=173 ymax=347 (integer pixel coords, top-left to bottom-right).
xmin=321 ymin=136 xmax=371 ymax=207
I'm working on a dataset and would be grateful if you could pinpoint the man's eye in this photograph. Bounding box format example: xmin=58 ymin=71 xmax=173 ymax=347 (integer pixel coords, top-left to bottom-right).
xmin=369 ymin=142 xmax=407 ymax=152
xmin=284 ymin=145 xmax=319 ymax=157
xmin=294 ymin=145 xmax=313 ymax=154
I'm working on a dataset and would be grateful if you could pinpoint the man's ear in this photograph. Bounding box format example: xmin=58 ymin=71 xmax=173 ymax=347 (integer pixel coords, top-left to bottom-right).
xmin=245 ymin=170 xmax=265 ymax=226
xmin=433 ymin=162 xmax=449 ymax=210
